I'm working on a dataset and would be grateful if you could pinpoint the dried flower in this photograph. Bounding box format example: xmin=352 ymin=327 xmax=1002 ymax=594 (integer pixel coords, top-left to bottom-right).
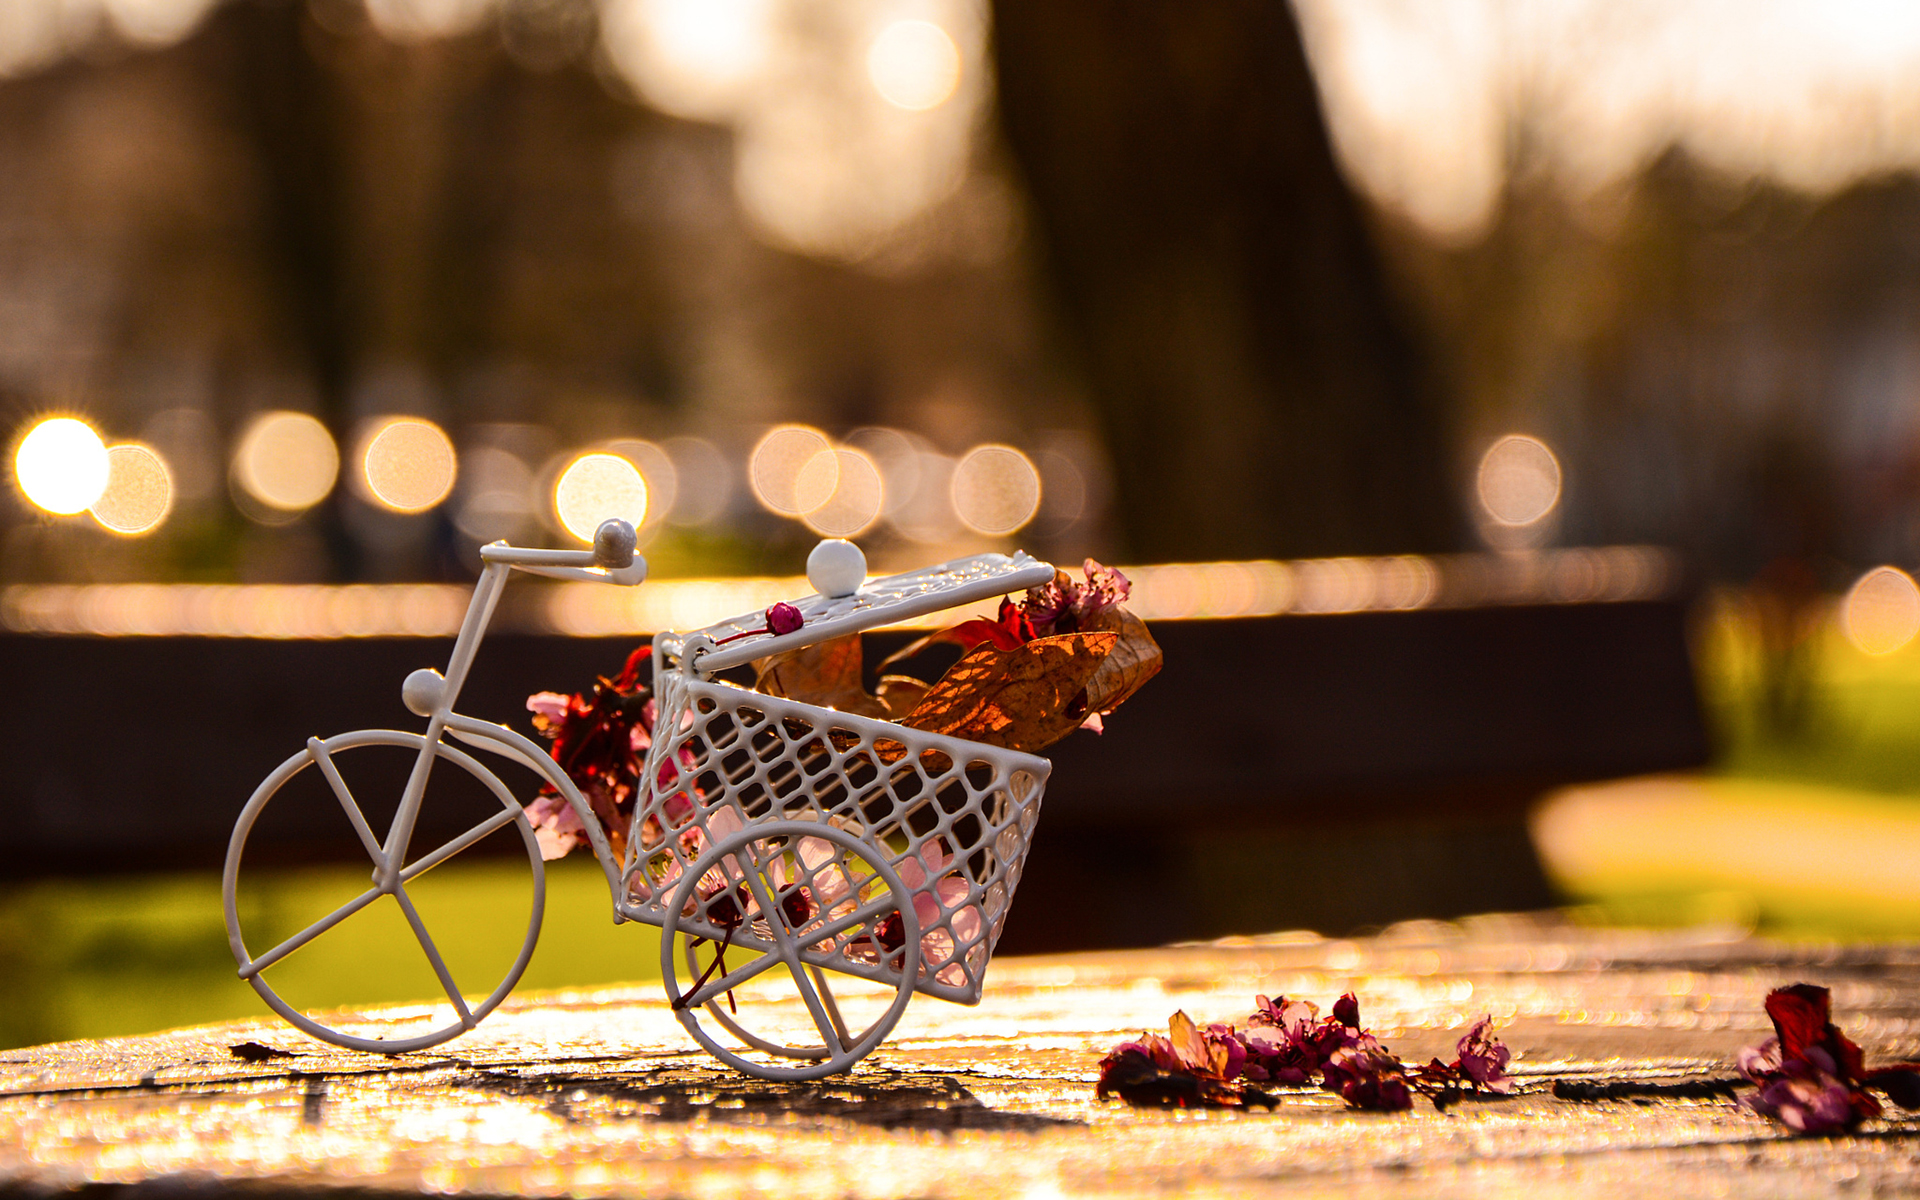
xmin=523 ymin=645 xmax=656 ymax=862
xmin=1099 ymin=992 xmax=1511 ymax=1113
xmin=1023 ymin=560 xmax=1132 ymax=636
xmin=765 ymin=602 xmax=804 ymax=636
xmin=1735 ymin=983 xmax=1920 ymax=1135
xmin=1456 ymin=1016 xmax=1514 ymax=1093
xmin=1322 ymin=1038 xmax=1414 ymax=1112
xmin=1095 ymin=1011 xmax=1275 ymax=1109
xmin=1742 ymin=1045 xmax=1863 ymax=1135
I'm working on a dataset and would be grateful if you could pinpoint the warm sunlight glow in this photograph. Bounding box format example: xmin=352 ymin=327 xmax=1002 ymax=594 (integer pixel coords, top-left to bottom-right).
xmin=13 ymin=417 xmax=108 ymax=515
xmin=554 ymin=452 xmax=649 ymax=543
xmin=360 ymin=417 xmax=457 ymax=513
xmin=1842 ymin=565 xmax=1920 ymax=655
xmin=749 ymin=425 xmax=833 ymax=516
xmin=867 ymin=19 xmax=961 ymax=111
xmin=950 ymin=443 xmax=1040 ymax=535
xmin=233 ymin=412 xmax=339 ymax=512
xmin=600 ymin=0 xmax=772 ymax=121
xmin=1476 ymin=434 xmax=1562 ymax=526
xmin=89 ymin=443 xmax=173 ymax=535
xmin=801 ymin=447 xmax=884 ymax=537
xmin=606 ymin=439 xmax=678 ymax=531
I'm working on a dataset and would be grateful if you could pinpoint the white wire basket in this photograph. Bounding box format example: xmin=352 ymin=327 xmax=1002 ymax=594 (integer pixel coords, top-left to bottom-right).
xmin=623 ymin=671 xmax=1050 ymax=1006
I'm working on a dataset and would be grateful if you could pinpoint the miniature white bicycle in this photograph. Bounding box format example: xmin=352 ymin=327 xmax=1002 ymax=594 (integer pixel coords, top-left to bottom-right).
xmin=224 ymin=520 xmax=1057 ymax=1079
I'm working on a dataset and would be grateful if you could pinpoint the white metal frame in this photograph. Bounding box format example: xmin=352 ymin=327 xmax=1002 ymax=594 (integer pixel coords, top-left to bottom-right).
xmin=223 ymin=521 xmax=1059 ymax=1077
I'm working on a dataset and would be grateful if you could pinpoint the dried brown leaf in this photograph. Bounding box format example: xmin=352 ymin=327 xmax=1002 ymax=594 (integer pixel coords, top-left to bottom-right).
xmin=876 ymin=674 xmax=931 ymax=722
xmin=899 ymin=632 xmax=1117 ymax=754
xmin=1082 ymin=606 xmax=1162 ymax=715
xmin=752 ymin=635 xmax=887 ymax=718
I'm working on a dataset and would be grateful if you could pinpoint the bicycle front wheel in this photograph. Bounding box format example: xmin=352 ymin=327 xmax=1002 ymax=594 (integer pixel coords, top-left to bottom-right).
xmin=223 ymin=730 xmax=545 ymax=1053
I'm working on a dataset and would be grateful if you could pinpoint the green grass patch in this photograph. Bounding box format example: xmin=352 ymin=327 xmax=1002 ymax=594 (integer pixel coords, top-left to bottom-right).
xmin=0 ymin=855 xmax=659 ymax=1051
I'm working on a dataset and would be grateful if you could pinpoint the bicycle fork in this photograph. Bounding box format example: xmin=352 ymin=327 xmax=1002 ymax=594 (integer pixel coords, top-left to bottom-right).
xmin=378 ymin=560 xmax=512 ymax=885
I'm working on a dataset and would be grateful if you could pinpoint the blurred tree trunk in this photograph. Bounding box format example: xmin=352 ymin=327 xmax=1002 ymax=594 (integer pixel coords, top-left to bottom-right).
xmin=990 ymin=0 xmax=1455 ymax=560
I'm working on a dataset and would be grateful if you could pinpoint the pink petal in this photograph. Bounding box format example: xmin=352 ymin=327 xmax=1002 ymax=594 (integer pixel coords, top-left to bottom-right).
xmin=797 ymin=837 xmax=849 ymax=906
xmin=895 ymin=855 xmax=928 ymax=891
xmin=705 ymin=805 xmax=744 ymax=841
xmin=916 ymin=838 xmax=950 ymax=874
xmin=526 ymin=692 xmax=571 ymax=722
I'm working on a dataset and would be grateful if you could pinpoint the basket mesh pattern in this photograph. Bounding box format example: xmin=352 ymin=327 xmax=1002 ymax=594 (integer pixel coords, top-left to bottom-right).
xmin=622 ymin=675 xmax=1049 ymax=1005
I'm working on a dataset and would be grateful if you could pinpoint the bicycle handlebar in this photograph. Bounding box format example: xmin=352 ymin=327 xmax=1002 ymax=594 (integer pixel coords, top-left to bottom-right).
xmin=479 ymin=519 xmax=646 ymax=585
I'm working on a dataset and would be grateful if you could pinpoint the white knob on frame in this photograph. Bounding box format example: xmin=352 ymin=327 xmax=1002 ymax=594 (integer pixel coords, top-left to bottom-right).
xmin=806 ymin=539 xmax=866 ymax=598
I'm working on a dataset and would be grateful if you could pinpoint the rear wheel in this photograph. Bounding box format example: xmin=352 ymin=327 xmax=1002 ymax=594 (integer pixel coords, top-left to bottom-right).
xmin=660 ymin=820 xmax=919 ymax=1079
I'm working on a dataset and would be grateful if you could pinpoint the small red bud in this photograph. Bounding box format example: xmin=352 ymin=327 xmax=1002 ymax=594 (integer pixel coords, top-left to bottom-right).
xmin=765 ymin=602 xmax=804 ymax=636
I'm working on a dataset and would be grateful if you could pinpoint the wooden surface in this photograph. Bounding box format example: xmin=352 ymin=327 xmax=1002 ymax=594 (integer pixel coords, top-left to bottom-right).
xmin=4 ymin=916 xmax=1918 ymax=1197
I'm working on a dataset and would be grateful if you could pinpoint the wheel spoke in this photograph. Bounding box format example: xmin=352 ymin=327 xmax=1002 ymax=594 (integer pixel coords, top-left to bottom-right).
xmin=391 ymin=883 xmax=473 ymax=1026
xmin=239 ymin=885 xmax=383 ymax=979
xmin=808 ymin=965 xmax=854 ymax=1049
xmin=309 ymin=738 xmax=386 ymax=871
xmin=732 ymin=849 xmax=794 ymax=951
xmin=787 ymin=958 xmax=844 ymax=1055
xmin=800 ymin=893 xmax=903 ymax=950
xmin=683 ymin=944 xmax=787 ymax=1009
xmin=400 ymin=807 xmax=522 ymax=882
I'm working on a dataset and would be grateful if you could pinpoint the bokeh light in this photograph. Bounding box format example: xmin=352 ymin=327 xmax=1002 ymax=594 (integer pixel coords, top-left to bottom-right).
xmin=867 ymin=19 xmax=962 ymax=111
xmin=749 ymin=424 xmax=833 ymax=516
xmin=1034 ymin=448 xmax=1088 ymax=532
xmin=363 ymin=0 xmax=491 ymax=42
xmin=233 ymin=412 xmax=339 ymax=513
xmin=950 ymin=443 xmax=1041 ymax=535
xmin=359 ymin=417 xmax=457 ymax=513
xmin=845 ymin=426 xmax=926 ymax=518
xmin=606 ymin=439 xmax=678 ymax=531
xmin=1476 ymin=434 xmax=1562 ymax=526
xmin=801 ymin=447 xmax=884 ymax=538
xmin=88 ymin=443 xmax=173 ymax=535
xmin=13 ymin=417 xmax=108 ymax=515
xmin=554 ymin=452 xmax=649 ymax=543
xmin=1842 ymin=566 xmax=1920 ymax=655
xmin=600 ymin=0 xmax=772 ymax=121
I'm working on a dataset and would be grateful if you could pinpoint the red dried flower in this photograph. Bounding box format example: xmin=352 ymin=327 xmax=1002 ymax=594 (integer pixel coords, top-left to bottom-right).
xmin=1095 ymin=1011 xmax=1275 ymax=1109
xmin=1023 ymin=560 xmax=1132 ymax=636
xmin=523 ymin=645 xmax=656 ymax=861
xmin=1455 ymin=1016 xmax=1514 ymax=1093
xmin=765 ymin=602 xmax=804 ymax=636
xmin=1737 ymin=984 xmax=1920 ymax=1134
xmin=1099 ymin=993 xmax=1510 ymax=1113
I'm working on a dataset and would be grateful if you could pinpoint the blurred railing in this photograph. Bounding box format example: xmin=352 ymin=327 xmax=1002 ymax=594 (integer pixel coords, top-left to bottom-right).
xmin=0 ymin=546 xmax=1677 ymax=638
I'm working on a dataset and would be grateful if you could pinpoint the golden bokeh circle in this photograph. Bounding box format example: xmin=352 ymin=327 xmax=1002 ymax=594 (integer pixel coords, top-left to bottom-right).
xmin=14 ymin=417 xmax=109 ymax=515
xmin=89 ymin=443 xmax=174 ymax=535
xmin=234 ymin=412 xmax=339 ymax=512
xmin=801 ymin=447 xmax=884 ymax=537
xmin=361 ymin=418 xmax=458 ymax=513
xmin=950 ymin=444 xmax=1041 ymax=535
xmin=1843 ymin=566 xmax=1920 ymax=656
xmin=554 ymin=452 xmax=650 ymax=542
xmin=749 ymin=425 xmax=833 ymax=515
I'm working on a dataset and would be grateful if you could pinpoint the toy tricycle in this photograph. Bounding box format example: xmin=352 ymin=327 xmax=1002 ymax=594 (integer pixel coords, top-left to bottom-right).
xmin=224 ymin=520 xmax=1057 ymax=1079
